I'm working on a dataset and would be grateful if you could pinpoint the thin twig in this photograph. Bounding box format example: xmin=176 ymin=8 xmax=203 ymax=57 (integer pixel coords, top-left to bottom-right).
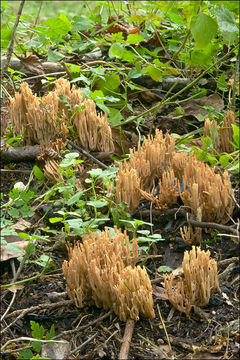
xmin=70 ymin=332 xmax=98 ymax=355
xmin=0 ymin=292 xmax=16 ymax=322
xmin=53 ymin=309 xmax=113 ymax=340
xmin=1 ymin=0 xmax=26 ymax=76
xmin=118 ymin=319 xmax=135 ymax=360
xmin=59 ymin=135 xmax=108 ymax=169
xmin=157 ymin=304 xmax=172 ymax=352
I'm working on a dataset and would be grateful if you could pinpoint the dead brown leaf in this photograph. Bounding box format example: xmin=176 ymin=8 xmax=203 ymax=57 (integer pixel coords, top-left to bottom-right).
xmin=18 ymin=54 xmax=44 ymax=75
xmin=152 ymin=285 xmax=169 ymax=300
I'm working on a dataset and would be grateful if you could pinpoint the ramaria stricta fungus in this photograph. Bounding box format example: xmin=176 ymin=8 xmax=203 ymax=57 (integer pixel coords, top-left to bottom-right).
xmin=164 ymin=246 xmax=220 ymax=316
xmin=7 ymin=78 xmax=114 ymax=153
xmin=62 ymin=227 xmax=155 ymax=322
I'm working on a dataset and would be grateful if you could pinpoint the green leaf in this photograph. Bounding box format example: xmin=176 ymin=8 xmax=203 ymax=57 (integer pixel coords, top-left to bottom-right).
xmin=33 ymin=166 xmax=45 ymax=181
xmin=19 ymin=349 xmax=34 ymax=359
xmin=86 ymin=200 xmax=108 ymax=208
xmin=25 ymin=242 xmax=36 ymax=256
xmin=67 ymin=191 xmax=84 ymax=206
xmin=31 ymin=321 xmax=45 ymax=339
xmin=47 ymin=50 xmax=66 ymax=62
xmin=215 ymin=4 xmax=238 ymax=44
xmin=109 ymin=43 xmax=135 ymax=62
xmin=157 ymin=265 xmax=173 ymax=273
xmin=20 ymin=204 xmax=35 ymax=218
xmin=190 ymin=13 xmax=218 ymax=48
xmin=44 ymin=13 xmax=71 ymax=40
xmin=232 ymin=124 xmax=239 ymax=148
xmin=107 ymin=108 xmax=123 ymax=126
xmin=45 ymin=324 xmax=55 ymax=340
xmin=31 ymin=341 xmax=42 ymax=353
xmin=96 ymin=74 xmax=120 ymax=94
xmin=144 ymin=65 xmax=163 ymax=81
xmin=72 ymin=15 xmax=93 ymax=31
xmin=126 ymin=33 xmax=144 ymax=44
xmin=49 ymin=217 xmax=63 ymax=223
xmin=5 ymin=243 xmax=23 ymax=253
xmin=19 ymin=232 xmax=31 ymax=240
xmin=8 ymin=208 xmax=20 ymax=218
xmin=219 ymin=153 xmax=231 ymax=167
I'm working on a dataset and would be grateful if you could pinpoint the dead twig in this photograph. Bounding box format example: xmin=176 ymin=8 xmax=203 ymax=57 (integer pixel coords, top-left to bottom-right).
xmin=118 ymin=319 xmax=135 ymax=360
xmin=59 ymin=135 xmax=108 ymax=169
xmin=1 ymin=0 xmax=26 ymax=77
xmin=53 ymin=310 xmax=113 ymax=340
xmin=1 ymin=300 xmax=74 ymax=335
xmin=70 ymin=332 xmax=98 ymax=355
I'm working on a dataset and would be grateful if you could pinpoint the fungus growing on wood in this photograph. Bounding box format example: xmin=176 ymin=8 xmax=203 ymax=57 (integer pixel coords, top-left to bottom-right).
xmin=7 ymin=79 xmax=114 ymax=152
xmin=62 ymin=227 xmax=155 ymax=321
xmin=164 ymin=246 xmax=220 ymax=316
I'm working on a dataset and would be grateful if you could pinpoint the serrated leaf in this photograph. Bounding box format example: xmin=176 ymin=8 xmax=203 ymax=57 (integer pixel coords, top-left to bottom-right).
xmin=190 ymin=13 xmax=218 ymax=48
xmin=31 ymin=321 xmax=45 ymax=339
xmin=8 ymin=208 xmax=20 ymax=218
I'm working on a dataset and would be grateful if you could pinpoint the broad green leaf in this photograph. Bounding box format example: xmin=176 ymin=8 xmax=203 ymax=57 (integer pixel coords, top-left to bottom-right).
xmin=19 ymin=349 xmax=34 ymax=359
xmin=126 ymin=33 xmax=144 ymax=44
xmin=67 ymin=191 xmax=84 ymax=206
xmin=20 ymin=204 xmax=35 ymax=218
xmin=190 ymin=13 xmax=218 ymax=48
xmin=5 ymin=243 xmax=23 ymax=253
xmin=145 ymin=65 xmax=163 ymax=81
xmin=44 ymin=14 xmax=71 ymax=40
xmin=31 ymin=320 xmax=44 ymax=339
xmin=215 ymin=4 xmax=238 ymax=44
xmin=107 ymin=108 xmax=123 ymax=125
xmin=19 ymin=232 xmax=31 ymax=240
xmin=158 ymin=266 xmax=173 ymax=273
xmin=25 ymin=242 xmax=36 ymax=256
xmin=72 ymin=15 xmax=93 ymax=31
xmin=47 ymin=50 xmax=66 ymax=62
xmin=96 ymin=73 xmax=120 ymax=94
xmin=109 ymin=43 xmax=135 ymax=62
xmin=232 ymin=124 xmax=239 ymax=148
xmin=86 ymin=200 xmax=108 ymax=208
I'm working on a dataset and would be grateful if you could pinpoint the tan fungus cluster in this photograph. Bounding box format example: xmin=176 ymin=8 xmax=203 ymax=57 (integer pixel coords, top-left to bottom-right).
xmin=62 ymin=227 xmax=155 ymax=321
xmin=164 ymin=246 xmax=220 ymax=316
xmin=115 ymin=130 xmax=175 ymax=212
xmin=7 ymin=78 xmax=114 ymax=152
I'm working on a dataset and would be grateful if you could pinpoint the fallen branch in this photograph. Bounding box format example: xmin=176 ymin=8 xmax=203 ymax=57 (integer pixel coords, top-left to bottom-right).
xmin=118 ymin=319 xmax=135 ymax=360
xmin=1 ymin=145 xmax=40 ymax=163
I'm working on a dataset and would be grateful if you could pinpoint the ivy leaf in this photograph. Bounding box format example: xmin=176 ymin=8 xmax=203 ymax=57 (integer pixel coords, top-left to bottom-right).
xmin=215 ymin=4 xmax=238 ymax=44
xmin=190 ymin=13 xmax=218 ymax=48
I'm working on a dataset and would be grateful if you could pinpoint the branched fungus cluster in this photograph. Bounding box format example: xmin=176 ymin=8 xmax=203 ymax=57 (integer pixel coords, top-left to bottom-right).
xmin=164 ymin=246 xmax=220 ymax=316
xmin=62 ymin=227 xmax=155 ymax=321
xmin=7 ymin=78 xmax=114 ymax=152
